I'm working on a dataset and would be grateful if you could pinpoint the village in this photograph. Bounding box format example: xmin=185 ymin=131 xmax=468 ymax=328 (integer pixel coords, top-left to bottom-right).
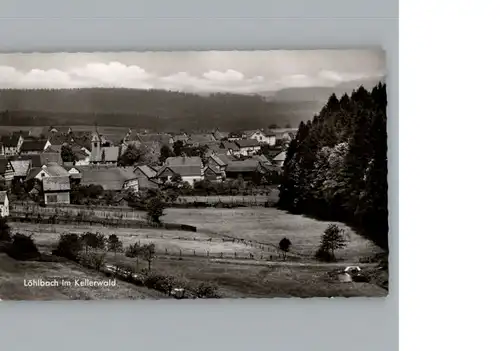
xmin=0 ymin=126 xmax=295 ymax=210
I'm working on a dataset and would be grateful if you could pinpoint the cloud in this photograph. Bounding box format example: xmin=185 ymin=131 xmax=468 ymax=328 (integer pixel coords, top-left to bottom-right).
xmin=0 ymin=62 xmax=385 ymax=93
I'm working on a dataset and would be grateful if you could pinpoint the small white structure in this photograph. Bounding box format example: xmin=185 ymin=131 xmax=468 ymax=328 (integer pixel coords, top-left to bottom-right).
xmin=0 ymin=191 xmax=9 ymax=217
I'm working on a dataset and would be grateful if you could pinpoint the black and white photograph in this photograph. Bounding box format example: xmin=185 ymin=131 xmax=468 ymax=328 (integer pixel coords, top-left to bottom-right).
xmin=0 ymin=49 xmax=388 ymax=300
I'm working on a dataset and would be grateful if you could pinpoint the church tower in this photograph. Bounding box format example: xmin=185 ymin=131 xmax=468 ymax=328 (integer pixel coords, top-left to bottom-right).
xmin=91 ymin=129 xmax=101 ymax=164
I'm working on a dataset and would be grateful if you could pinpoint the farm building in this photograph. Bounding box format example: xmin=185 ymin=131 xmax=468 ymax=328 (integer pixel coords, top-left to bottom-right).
xmin=272 ymin=151 xmax=287 ymax=168
xmin=0 ymin=191 xmax=9 ymax=217
xmin=133 ymin=165 xmax=160 ymax=189
xmin=225 ymin=159 xmax=262 ymax=180
xmin=0 ymin=158 xmax=15 ymax=186
xmin=187 ymin=133 xmax=216 ymax=147
xmin=207 ymin=154 xmax=228 ymax=173
xmin=204 ymin=165 xmax=224 ymax=182
xmin=235 ymin=139 xmax=261 ymax=156
xmin=253 ymin=154 xmax=272 ymax=166
xmin=42 ymin=176 xmax=71 ymax=205
xmin=156 ymin=156 xmax=203 ymax=186
xmin=212 ymin=129 xmax=229 ymax=141
xmin=80 ymin=166 xmax=139 ymax=192
xmin=220 ymin=141 xmax=240 ymax=156
xmin=9 ymin=159 xmax=32 ymax=180
xmin=19 ymin=139 xmax=51 ymax=155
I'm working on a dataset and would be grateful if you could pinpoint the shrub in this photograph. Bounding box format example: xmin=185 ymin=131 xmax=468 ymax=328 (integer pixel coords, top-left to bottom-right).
xmin=52 ymin=233 xmax=83 ymax=261
xmin=0 ymin=217 xmax=11 ymax=242
xmin=7 ymin=234 xmax=40 ymax=260
xmin=194 ymin=282 xmax=220 ymax=298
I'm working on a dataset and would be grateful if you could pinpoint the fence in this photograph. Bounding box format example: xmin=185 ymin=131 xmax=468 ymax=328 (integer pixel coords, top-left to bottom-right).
xmin=175 ymin=195 xmax=278 ymax=207
xmin=171 ymin=235 xmax=308 ymax=259
xmin=10 ymin=201 xmax=147 ymax=221
xmin=7 ymin=215 xmax=197 ymax=232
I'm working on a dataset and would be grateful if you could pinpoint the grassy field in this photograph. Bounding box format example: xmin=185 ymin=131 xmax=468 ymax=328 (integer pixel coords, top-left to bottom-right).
xmin=0 ymin=253 xmax=166 ymax=301
xmin=160 ymin=208 xmax=384 ymax=260
xmin=5 ymin=207 xmax=387 ymax=299
xmin=105 ymin=254 xmax=387 ymax=298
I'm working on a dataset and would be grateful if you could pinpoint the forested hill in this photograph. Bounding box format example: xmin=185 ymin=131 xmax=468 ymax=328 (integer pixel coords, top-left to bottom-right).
xmin=0 ymin=88 xmax=324 ymax=131
xmin=278 ymin=83 xmax=388 ymax=249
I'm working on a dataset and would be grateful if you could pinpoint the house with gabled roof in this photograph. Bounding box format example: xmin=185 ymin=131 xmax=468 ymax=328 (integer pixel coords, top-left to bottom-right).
xmin=156 ymin=156 xmax=203 ymax=186
xmin=225 ymin=159 xmax=263 ymax=180
xmin=9 ymin=159 xmax=32 ymax=180
xmin=187 ymin=133 xmax=216 ymax=147
xmin=42 ymin=176 xmax=71 ymax=205
xmin=26 ymin=163 xmax=70 ymax=182
xmin=19 ymin=139 xmax=51 ymax=155
xmin=248 ymin=129 xmax=277 ymax=146
xmin=0 ymin=135 xmax=22 ymax=156
xmin=235 ymin=139 xmax=261 ymax=156
xmin=133 ymin=165 xmax=160 ymax=190
xmin=220 ymin=141 xmax=240 ymax=156
xmin=80 ymin=166 xmax=139 ymax=192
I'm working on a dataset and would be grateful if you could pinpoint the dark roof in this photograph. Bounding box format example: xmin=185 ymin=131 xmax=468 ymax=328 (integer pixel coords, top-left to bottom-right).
xmin=221 ymin=141 xmax=239 ymax=150
xmin=215 ymin=153 xmax=235 ymax=165
xmin=20 ymin=140 xmax=47 ymax=152
xmin=134 ymin=165 xmax=157 ymax=179
xmin=254 ymin=154 xmax=272 ymax=165
xmin=0 ymin=135 xmax=19 ymax=148
xmin=226 ymin=159 xmax=260 ymax=173
xmin=210 ymin=154 xmax=226 ymax=167
xmin=204 ymin=165 xmax=223 ymax=175
xmin=228 ymin=132 xmax=243 ymax=138
xmin=235 ymin=139 xmax=261 ymax=148
xmin=12 ymin=131 xmax=31 ymax=138
xmin=42 ymin=176 xmax=71 ymax=192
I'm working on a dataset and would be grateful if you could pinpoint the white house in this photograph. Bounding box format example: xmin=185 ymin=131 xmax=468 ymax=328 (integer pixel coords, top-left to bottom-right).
xmin=248 ymin=130 xmax=277 ymax=146
xmin=0 ymin=191 xmax=9 ymax=217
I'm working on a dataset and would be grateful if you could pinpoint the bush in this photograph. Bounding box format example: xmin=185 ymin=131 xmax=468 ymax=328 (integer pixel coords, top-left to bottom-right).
xmin=0 ymin=217 xmax=11 ymax=242
xmin=52 ymin=233 xmax=83 ymax=261
xmin=194 ymin=282 xmax=220 ymax=298
xmin=7 ymin=234 xmax=40 ymax=260
xmin=144 ymin=274 xmax=176 ymax=295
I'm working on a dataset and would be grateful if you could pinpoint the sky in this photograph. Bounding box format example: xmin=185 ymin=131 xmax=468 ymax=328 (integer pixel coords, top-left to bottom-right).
xmin=0 ymin=49 xmax=386 ymax=94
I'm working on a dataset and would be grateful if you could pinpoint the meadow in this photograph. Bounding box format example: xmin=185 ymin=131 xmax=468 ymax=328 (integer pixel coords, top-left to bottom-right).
xmin=5 ymin=208 xmax=387 ymax=298
xmin=0 ymin=253 xmax=166 ymax=300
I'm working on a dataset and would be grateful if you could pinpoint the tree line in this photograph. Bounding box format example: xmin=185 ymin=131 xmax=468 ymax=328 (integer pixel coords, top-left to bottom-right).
xmin=278 ymin=83 xmax=388 ymax=249
xmin=0 ymin=88 xmax=317 ymax=130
